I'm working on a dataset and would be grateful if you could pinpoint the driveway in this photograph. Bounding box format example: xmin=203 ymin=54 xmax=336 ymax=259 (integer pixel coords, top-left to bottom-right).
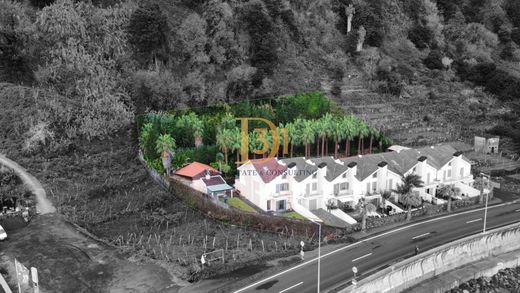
xmin=0 ymin=153 xmax=56 ymax=214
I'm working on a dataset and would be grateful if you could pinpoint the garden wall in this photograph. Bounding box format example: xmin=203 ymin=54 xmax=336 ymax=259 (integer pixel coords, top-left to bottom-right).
xmin=340 ymin=222 xmax=520 ymax=293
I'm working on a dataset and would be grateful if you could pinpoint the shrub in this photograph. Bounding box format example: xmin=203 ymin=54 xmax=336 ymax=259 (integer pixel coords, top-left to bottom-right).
xmin=424 ymin=50 xmax=444 ymax=70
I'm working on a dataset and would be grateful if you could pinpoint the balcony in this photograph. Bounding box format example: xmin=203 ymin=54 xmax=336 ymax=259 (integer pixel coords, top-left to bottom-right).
xmin=334 ymin=190 xmax=353 ymax=197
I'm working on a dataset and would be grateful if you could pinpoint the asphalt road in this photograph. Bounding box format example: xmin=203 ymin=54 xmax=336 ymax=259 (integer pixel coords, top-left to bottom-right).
xmin=234 ymin=194 xmax=520 ymax=293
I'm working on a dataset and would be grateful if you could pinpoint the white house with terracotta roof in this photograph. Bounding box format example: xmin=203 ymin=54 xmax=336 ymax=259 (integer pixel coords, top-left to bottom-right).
xmin=235 ymin=145 xmax=479 ymax=216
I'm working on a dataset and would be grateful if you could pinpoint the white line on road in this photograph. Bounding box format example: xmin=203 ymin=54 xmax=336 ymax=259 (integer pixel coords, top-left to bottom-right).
xmin=352 ymin=253 xmax=372 ymax=262
xmin=515 ymin=209 xmax=520 ymax=212
xmin=279 ymin=282 xmax=303 ymax=293
xmin=466 ymin=218 xmax=482 ymax=224
xmin=412 ymin=232 xmax=430 ymax=240
xmin=233 ymin=201 xmax=520 ymax=293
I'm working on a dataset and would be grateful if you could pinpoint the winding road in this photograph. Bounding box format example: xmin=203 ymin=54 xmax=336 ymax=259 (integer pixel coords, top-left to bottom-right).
xmin=234 ymin=189 xmax=520 ymax=293
xmin=0 ymin=153 xmax=55 ymax=214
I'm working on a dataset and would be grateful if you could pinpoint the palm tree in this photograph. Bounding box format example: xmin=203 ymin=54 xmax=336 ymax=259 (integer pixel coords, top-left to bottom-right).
xmin=321 ymin=113 xmax=334 ymax=156
xmin=342 ymin=116 xmax=354 ymax=157
xmin=284 ymin=123 xmax=295 ymax=157
xmin=381 ymin=190 xmax=392 ymax=212
xmin=177 ymin=113 xmax=204 ymax=147
xmin=192 ymin=116 xmax=204 ymax=147
xmin=369 ymin=128 xmax=378 ymax=154
xmin=230 ymin=127 xmax=242 ymax=164
xmin=300 ymin=119 xmax=315 ymax=158
xmin=394 ymin=174 xmax=424 ymax=221
xmin=155 ymin=134 xmax=176 ymax=155
xmin=357 ymin=121 xmax=370 ymax=155
xmin=399 ymin=192 xmax=422 ymax=221
xmin=215 ymin=152 xmax=225 ymax=172
xmin=331 ymin=115 xmax=346 ymax=158
xmin=437 ymin=184 xmax=461 ymax=213
xmin=216 ymin=128 xmax=235 ymax=165
xmin=378 ymin=133 xmax=392 ymax=153
xmin=360 ymin=198 xmax=367 ymax=231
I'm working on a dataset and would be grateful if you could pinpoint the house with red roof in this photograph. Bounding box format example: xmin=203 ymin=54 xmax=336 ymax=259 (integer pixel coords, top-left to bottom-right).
xmin=174 ymin=162 xmax=219 ymax=181
xmin=174 ymin=162 xmax=234 ymax=198
xmin=235 ymin=158 xmax=290 ymax=212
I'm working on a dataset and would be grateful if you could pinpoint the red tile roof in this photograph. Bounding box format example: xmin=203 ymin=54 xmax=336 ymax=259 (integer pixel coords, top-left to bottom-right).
xmin=175 ymin=162 xmax=219 ymax=180
xmin=248 ymin=158 xmax=287 ymax=183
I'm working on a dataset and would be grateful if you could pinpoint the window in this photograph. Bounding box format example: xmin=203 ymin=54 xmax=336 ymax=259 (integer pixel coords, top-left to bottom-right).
xmin=277 ymin=200 xmax=286 ymax=211
xmin=366 ymin=182 xmax=371 ymax=192
xmin=334 ymin=184 xmax=340 ymax=195
xmin=372 ymin=172 xmax=377 ymax=178
xmin=267 ymin=200 xmax=271 ymax=211
xmin=388 ymin=179 xmax=393 ymax=190
xmin=372 ymin=182 xmax=377 ymax=192
xmin=276 ymin=183 xmax=289 ymax=193
xmin=312 ymin=182 xmax=317 ymax=191
xmin=340 ymin=182 xmax=349 ymax=190
xmin=342 ymin=172 xmax=347 ymax=178
xmin=282 ymin=173 xmax=287 ymax=179
xmin=427 ymin=173 xmax=431 ymax=184
xmin=460 ymin=168 xmax=464 ymax=177
xmin=447 ymin=169 xmax=451 ymax=178
xmin=312 ymin=172 xmax=317 ymax=179
xmin=412 ymin=167 xmax=416 ymax=173
xmin=443 ymin=170 xmax=446 ymax=180
xmin=448 ymin=162 xmax=452 ymax=166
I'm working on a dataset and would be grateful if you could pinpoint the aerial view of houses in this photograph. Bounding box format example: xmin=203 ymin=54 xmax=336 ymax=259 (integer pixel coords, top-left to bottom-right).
xmin=139 ymin=93 xmax=487 ymax=230
xmin=3 ymin=0 xmax=520 ymax=292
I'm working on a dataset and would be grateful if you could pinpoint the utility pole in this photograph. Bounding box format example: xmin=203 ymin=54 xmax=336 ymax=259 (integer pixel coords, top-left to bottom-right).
xmin=481 ymin=172 xmax=490 ymax=233
xmin=310 ymin=219 xmax=321 ymax=293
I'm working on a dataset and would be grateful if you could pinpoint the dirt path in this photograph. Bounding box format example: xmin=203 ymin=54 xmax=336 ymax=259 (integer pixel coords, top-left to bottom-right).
xmin=0 ymin=153 xmax=56 ymax=214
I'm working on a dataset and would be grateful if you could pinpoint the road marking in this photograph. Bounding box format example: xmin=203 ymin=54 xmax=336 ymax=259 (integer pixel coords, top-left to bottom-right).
xmin=352 ymin=253 xmax=372 ymax=262
xmin=279 ymin=282 xmax=303 ymax=293
xmin=515 ymin=209 xmax=520 ymax=212
xmin=233 ymin=202 xmax=520 ymax=293
xmin=466 ymin=218 xmax=482 ymax=224
xmin=412 ymin=232 xmax=430 ymax=240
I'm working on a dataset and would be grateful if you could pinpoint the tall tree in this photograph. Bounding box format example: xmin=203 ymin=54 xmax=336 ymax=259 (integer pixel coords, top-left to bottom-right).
xmin=300 ymin=119 xmax=315 ymax=158
xmin=127 ymin=2 xmax=169 ymax=68
xmin=155 ymin=134 xmax=176 ymax=155
xmin=437 ymin=184 xmax=460 ymax=213
xmin=216 ymin=128 xmax=235 ymax=165
xmin=394 ymin=174 xmax=424 ymax=221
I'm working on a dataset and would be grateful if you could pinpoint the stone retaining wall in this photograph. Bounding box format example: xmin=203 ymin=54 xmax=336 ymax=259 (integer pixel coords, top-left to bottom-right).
xmin=340 ymin=222 xmax=520 ymax=293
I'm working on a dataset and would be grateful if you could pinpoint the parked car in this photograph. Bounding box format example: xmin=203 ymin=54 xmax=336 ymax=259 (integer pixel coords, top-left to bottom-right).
xmin=0 ymin=225 xmax=6 ymax=240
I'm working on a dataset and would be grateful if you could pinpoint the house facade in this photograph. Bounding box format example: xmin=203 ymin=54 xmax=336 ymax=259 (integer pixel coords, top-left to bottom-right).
xmin=235 ymin=145 xmax=477 ymax=213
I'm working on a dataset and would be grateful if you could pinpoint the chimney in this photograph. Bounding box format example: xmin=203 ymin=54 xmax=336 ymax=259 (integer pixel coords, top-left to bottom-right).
xmin=347 ymin=161 xmax=358 ymax=177
xmin=205 ymin=169 xmax=211 ymax=180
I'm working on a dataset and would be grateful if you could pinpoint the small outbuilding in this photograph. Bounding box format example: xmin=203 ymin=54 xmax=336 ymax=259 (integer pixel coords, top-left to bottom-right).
xmin=474 ymin=136 xmax=499 ymax=154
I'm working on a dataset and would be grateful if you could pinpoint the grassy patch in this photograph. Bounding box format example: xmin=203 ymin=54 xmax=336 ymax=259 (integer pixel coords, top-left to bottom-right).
xmin=227 ymin=197 xmax=257 ymax=213
xmin=281 ymin=211 xmax=305 ymax=220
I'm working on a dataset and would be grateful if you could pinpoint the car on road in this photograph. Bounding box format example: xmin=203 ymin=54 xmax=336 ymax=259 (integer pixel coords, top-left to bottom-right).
xmin=0 ymin=225 xmax=7 ymax=240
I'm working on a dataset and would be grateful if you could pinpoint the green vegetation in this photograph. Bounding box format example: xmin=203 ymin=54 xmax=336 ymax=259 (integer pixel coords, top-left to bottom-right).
xmin=226 ymin=197 xmax=257 ymax=213
xmin=137 ymin=93 xmax=393 ymax=175
xmin=281 ymin=211 xmax=306 ymax=220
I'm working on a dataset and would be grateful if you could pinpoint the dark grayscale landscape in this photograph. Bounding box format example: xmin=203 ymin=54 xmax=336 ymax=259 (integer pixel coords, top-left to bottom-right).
xmin=1 ymin=0 xmax=520 ymax=292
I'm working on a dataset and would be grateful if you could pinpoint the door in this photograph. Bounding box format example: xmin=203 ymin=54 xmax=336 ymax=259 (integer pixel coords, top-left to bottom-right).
xmin=309 ymin=199 xmax=317 ymax=210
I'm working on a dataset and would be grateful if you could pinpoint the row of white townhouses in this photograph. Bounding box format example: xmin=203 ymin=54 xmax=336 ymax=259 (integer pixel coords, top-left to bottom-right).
xmin=235 ymin=145 xmax=479 ymax=213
